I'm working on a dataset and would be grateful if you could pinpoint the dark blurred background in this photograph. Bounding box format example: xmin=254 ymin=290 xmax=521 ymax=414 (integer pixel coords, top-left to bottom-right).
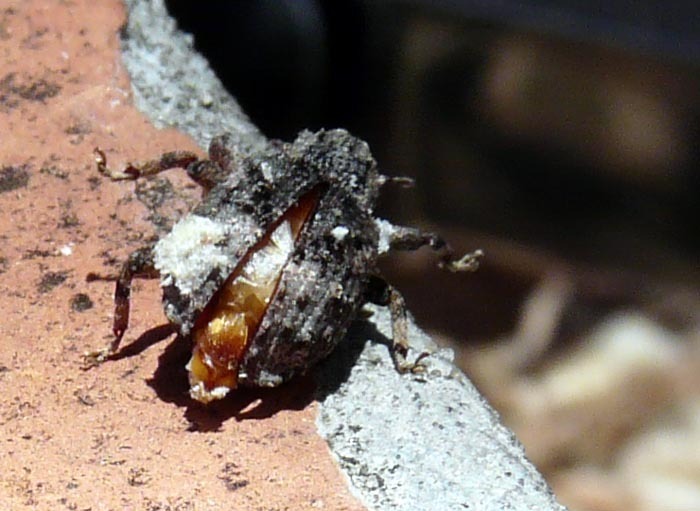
xmin=163 ymin=2 xmax=700 ymax=509
xmin=164 ymin=0 xmax=699 ymax=337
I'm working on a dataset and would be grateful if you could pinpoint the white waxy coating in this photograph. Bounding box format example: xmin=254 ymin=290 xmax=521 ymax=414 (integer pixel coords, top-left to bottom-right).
xmin=259 ymin=161 xmax=274 ymax=181
xmin=374 ymin=218 xmax=396 ymax=255
xmin=153 ymin=214 xmax=231 ymax=296
xmin=330 ymin=225 xmax=350 ymax=242
xmin=244 ymin=219 xmax=294 ymax=288
xmin=188 ymin=380 xmax=230 ymax=403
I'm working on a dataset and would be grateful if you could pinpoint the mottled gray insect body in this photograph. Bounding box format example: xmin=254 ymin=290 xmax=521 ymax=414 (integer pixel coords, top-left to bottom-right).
xmin=88 ymin=128 xmax=481 ymax=402
xmin=156 ymin=129 xmax=382 ymax=387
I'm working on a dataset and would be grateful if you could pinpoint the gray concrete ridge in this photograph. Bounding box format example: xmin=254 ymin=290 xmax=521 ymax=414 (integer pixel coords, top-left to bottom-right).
xmin=121 ymin=1 xmax=567 ymax=509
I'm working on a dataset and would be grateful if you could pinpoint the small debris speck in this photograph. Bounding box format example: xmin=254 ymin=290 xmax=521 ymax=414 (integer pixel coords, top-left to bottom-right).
xmin=0 ymin=73 xmax=60 ymax=110
xmin=15 ymin=77 xmax=60 ymax=102
xmin=39 ymin=164 xmax=69 ymax=180
xmin=127 ymin=467 xmax=150 ymax=487
xmin=65 ymin=119 xmax=92 ymax=144
xmin=219 ymin=462 xmax=249 ymax=492
xmin=70 ymin=293 xmax=93 ymax=312
xmin=73 ymin=388 xmax=95 ymax=406
xmin=59 ymin=200 xmax=80 ymax=228
xmin=87 ymin=175 xmax=101 ymax=190
xmin=38 ymin=271 xmax=69 ymax=293
xmin=23 ymin=248 xmax=53 ymax=259
xmin=60 ymin=211 xmax=80 ymax=228
xmin=0 ymin=165 xmax=29 ymax=192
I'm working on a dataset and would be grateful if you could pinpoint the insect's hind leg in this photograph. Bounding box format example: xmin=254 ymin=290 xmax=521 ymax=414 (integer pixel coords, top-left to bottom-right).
xmin=383 ymin=224 xmax=483 ymax=272
xmin=364 ymin=275 xmax=429 ymax=373
xmin=83 ymin=245 xmax=159 ymax=367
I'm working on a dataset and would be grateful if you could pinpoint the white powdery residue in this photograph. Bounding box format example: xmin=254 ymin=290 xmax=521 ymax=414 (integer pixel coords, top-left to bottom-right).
xmin=375 ymin=218 xmax=396 ymax=254
xmin=259 ymin=161 xmax=274 ymax=181
xmin=270 ymin=219 xmax=294 ymax=254
xmin=188 ymin=381 xmax=230 ymax=403
xmin=347 ymin=172 xmax=358 ymax=190
xmin=245 ymin=220 xmax=294 ymax=285
xmin=153 ymin=214 xmax=230 ymax=296
xmin=330 ymin=225 xmax=349 ymax=242
xmin=257 ymin=369 xmax=283 ymax=387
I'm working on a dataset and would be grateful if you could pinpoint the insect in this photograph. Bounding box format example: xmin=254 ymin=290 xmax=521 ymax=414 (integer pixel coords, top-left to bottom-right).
xmin=86 ymin=129 xmax=481 ymax=403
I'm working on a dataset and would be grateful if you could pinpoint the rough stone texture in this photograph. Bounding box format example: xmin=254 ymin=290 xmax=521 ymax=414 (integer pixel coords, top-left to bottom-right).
xmin=117 ymin=1 xmax=567 ymax=510
xmin=121 ymin=0 xmax=265 ymax=152
xmin=0 ymin=1 xmax=362 ymax=510
xmin=317 ymin=305 xmax=566 ymax=511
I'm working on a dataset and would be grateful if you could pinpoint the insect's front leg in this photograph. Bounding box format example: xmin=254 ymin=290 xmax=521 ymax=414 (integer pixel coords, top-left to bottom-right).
xmin=364 ymin=276 xmax=429 ymax=373
xmin=383 ymin=224 xmax=483 ymax=272
xmin=94 ymin=148 xmax=223 ymax=192
xmin=83 ymin=245 xmax=159 ymax=367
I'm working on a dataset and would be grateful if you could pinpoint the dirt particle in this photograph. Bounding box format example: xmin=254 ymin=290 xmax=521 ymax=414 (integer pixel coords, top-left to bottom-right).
xmin=59 ymin=200 xmax=80 ymax=228
xmin=134 ymin=176 xmax=194 ymax=232
xmin=22 ymin=248 xmax=54 ymax=259
xmin=135 ymin=176 xmax=174 ymax=208
xmin=64 ymin=120 xmax=91 ymax=135
xmin=60 ymin=211 xmax=80 ymax=228
xmin=219 ymin=462 xmax=249 ymax=492
xmin=0 ymin=8 xmax=14 ymax=41
xmin=21 ymin=27 xmax=49 ymax=49
xmin=70 ymin=293 xmax=93 ymax=312
xmin=15 ymin=77 xmax=61 ymax=102
xmin=73 ymin=388 xmax=95 ymax=406
xmin=0 ymin=73 xmax=60 ymax=108
xmin=38 ymin=271 xmax=69 ymax=293
xmin=0 ymin=74 xmax=18 ymax=108
xmin=87 ymin=175 xmax=101 ymax=190
xmin=40 ymin=164 xmax=69 ymax=180
xmin=142 ymin=497 xmax=195 ymax=511
xmin=65 ymin=119 xmax=92 ymax=145
xmin=0 ymin=165 xmax=30 ymax=192
xmin=98 ymin=250 xmax=119 ymax=267
xmin=127 ymin=467 xmax=150 ymax=487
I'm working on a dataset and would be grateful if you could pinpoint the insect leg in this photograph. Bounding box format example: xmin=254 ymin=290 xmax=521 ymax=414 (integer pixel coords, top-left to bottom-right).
xmin=384 ymin=224 xmax=483 ymax=272
xmin=364 ymin=275 xmax=429 ymax=373
xmin=93 ymin=148 xmax=222 ymax=192
xmin=83 ymin=245 xmax=159 ymax=367
xmin=378 ymin=175 xmax=415 ymax=188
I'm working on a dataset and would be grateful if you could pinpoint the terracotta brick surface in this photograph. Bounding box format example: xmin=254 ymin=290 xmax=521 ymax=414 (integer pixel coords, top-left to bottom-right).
xmin=0 ymin=2 xmax=364 ymax=509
